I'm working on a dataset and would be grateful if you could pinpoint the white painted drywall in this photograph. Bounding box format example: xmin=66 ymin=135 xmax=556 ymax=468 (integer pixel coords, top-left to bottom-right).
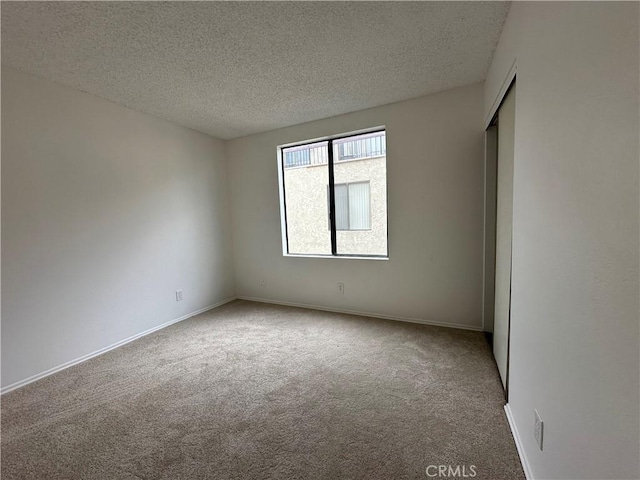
xmin=227 ymin=84 xmax=485 ymax=328
xmin=1 ymin=68 xmax=236 ymax=389
xmin=485 ymin=3 xmax=639 ymax=479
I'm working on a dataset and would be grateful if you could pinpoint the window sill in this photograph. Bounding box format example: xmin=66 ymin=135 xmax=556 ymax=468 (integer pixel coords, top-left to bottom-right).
xmin=283 ymin=253 xmax=389 ymax=261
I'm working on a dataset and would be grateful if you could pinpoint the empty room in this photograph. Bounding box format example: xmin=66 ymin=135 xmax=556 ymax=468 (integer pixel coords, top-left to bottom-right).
xmin=1 ymin=2 xmax=638 ymax=479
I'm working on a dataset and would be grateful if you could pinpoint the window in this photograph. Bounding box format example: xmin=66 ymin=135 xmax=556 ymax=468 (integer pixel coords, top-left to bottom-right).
xmin=330 ymin=182 xmax=371 ymax=231
xmin=279 ymin=129 xmax=388 ymax=258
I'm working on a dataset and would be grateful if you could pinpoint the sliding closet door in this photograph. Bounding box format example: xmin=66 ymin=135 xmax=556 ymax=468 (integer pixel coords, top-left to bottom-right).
xmin=483 ymin=125 xmax=498 ymax=334
xmin=494 ymin=84 xmax=515 ymax=392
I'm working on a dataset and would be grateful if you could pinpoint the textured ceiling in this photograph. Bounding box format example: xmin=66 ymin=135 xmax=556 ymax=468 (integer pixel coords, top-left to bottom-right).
xmin=2 ymin=2 xmax=509 ymax=139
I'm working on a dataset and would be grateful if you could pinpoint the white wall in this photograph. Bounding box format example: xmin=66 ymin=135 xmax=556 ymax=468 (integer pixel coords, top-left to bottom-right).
xmin=227 ymin=84 xmax=485 ymax=329
xmin=485 ymin=3 xmax=639 ymax=479
xmin=1 ymin=68 xmax=236 ymax=389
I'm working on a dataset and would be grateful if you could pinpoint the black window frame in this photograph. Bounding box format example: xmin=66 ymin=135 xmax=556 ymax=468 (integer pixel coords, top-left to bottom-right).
xmin=279 ymin=128 xmax=388 ymax=259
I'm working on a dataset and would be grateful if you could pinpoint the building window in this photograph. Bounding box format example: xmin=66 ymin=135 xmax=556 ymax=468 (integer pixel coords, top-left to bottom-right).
xmin=278 ymin=129 xmax=388 ymax=258
xmin=330 ymin=182 xmax=371 ymax=231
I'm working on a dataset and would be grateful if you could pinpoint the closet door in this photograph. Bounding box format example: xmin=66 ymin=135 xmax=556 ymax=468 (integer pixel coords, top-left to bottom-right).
xmin=494 ymin=84 xmax=516 ymax=392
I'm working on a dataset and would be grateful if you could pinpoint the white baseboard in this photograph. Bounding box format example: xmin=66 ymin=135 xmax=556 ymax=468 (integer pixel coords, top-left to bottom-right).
xmin=237 ymin=296 xmax=482 ymax=332
xmin=504 ymin=404 xmax=534 ymax=480
xmin=1 ymin=296 xmax=237 ymax=395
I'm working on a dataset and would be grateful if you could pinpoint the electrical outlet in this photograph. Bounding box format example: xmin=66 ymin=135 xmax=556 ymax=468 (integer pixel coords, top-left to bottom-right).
xmin=337 ymin=283 xmax=344 ymax=295
xmin=175 ymin=290 xmax=184 ymax=302
xmin=534 ymin=409 xmax=544 ymax=451
xmin=261 ymin=279 xmax=266 ymax=287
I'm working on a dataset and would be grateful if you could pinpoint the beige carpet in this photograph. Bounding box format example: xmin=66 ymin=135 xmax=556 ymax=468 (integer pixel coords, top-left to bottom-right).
xmin=1 ymin=300 xmax=525 ymax=480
